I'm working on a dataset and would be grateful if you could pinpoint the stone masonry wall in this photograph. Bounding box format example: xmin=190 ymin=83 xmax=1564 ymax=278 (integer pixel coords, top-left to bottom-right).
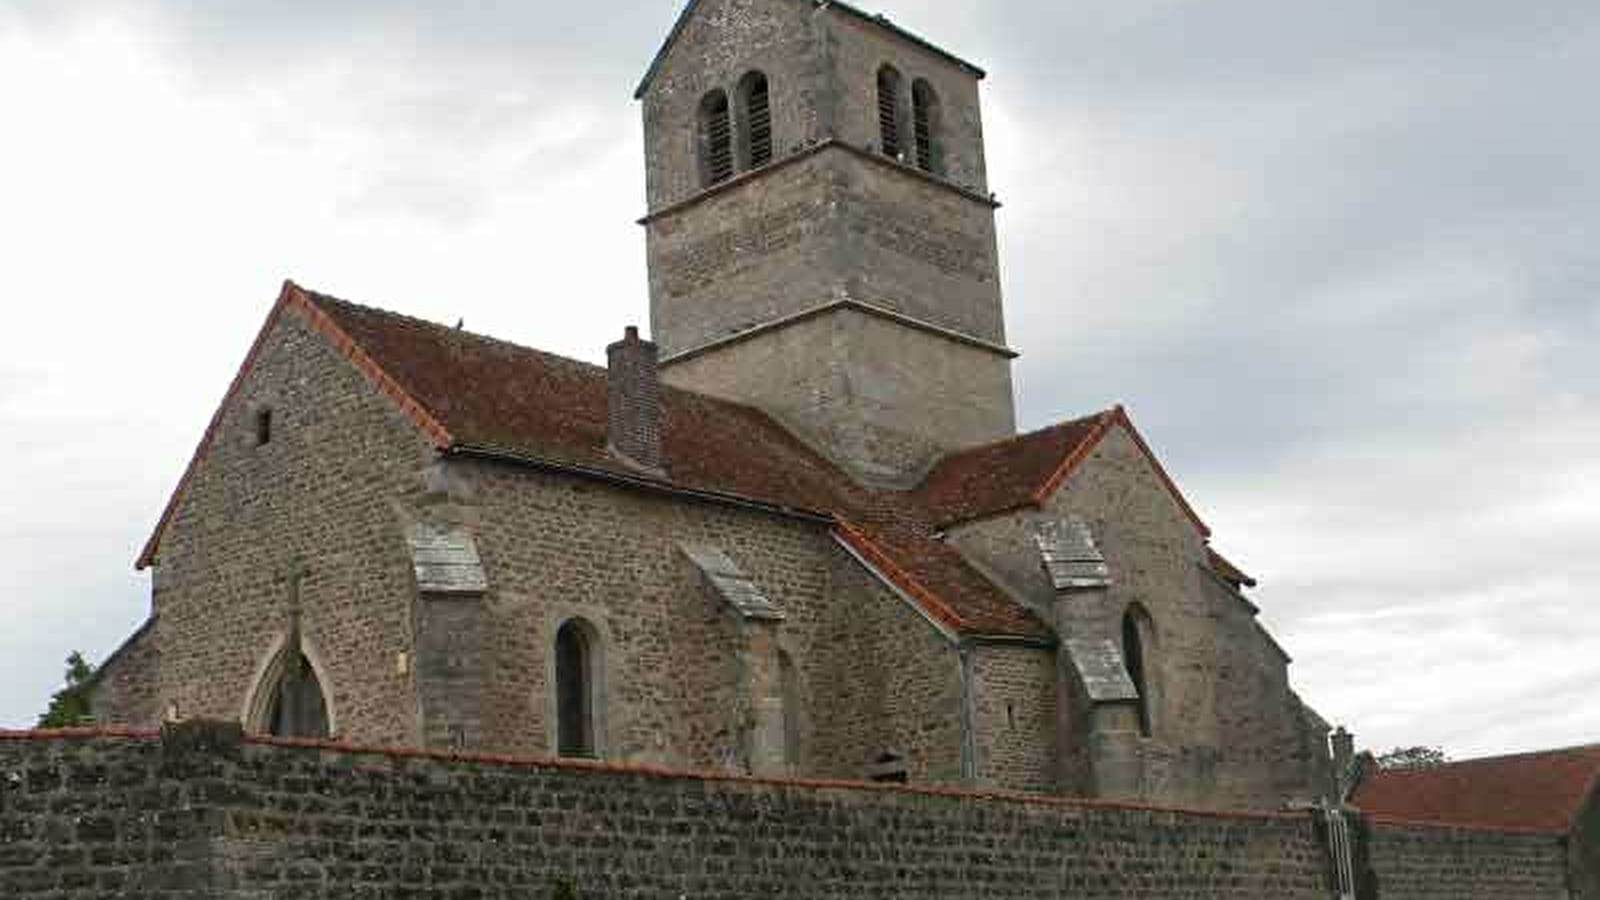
xmin=641 ymin=0 xmax=827 ymax=212
xmin=970 ymin=645 xmax=1059 ymax=795
xmin=948 ymin=424 xmax=1328 ymax=810
xmin=148 ymin=303 xmax=437 ymax=747
xmin=89 ymin=622 xmax=161 ymax=729
xmin=813 ymin=547 xmax=965 ymax=784
xmin=3 ymin=728 xmax=1583 ymax=900
xmin=453 ymin=455 xmax=965 ymax=784
xmin=662 ymin=306 xmax=1016 ymax=484
xmin=1364 ymin=821 xmax=1573 ymax=900
xmin=0 ymin=728 xmax=1335 ymax=900
xmin=0 ymin=729 xmax=216 ymax=898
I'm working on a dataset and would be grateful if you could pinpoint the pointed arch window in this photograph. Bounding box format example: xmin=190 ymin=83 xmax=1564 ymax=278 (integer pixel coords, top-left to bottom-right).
xmin=911 ymin=79 xmax=941 ymax=174
xmin=1122 ymin=608 xmax=1154 ymax=738
xmin=263 ymin=650 xmax=329 ymax=740
xmin=555 ymin=619 xmax=598 ymax=758
xmin=877 ymin=65 xmax=904 ymax=161
xmin=699 ymin=89 xmax=734 ymax=187
xmin=738 ymin=71 xmax=773 ymax=171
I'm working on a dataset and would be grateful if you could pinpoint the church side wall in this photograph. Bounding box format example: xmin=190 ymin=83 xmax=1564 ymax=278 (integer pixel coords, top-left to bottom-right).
xmin=813 ymin=547 xmax=965 ymax=784
xmin=149 ymin=305 xmax=435 ymax=747
xmin=88 ymin=621 xmax=160 ymax=729
xmin=970 ymin=645 xmax=1059 ymax=794
xmin=1203 ymin=573 xmax=1330 ymax=810
xmin=947 ymin=424 xmax=1325 ymax=810
xmin=455 ymin=459 xmax=963 ymax=783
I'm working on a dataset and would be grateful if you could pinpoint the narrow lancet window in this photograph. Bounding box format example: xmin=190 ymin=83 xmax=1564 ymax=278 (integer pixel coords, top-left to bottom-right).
xmin=256 ymin=408 xmax=273 ymax=446
xmin=739 ymin=72 xmax=772 ymax=170
xmin=699 ymin=90 xmax=734 ymax=187
xmin=877 ymin=66 xmax=903 ymax=160
xmin=912 ymin=79 xmax=940 ymax=174
xmin=1123 ymin=609 xmax=1154 ymax=738
xmin=780 ymin=651 xmax=801 ymax=769
xmin=556 ymin=620 xmax=596 ymax=758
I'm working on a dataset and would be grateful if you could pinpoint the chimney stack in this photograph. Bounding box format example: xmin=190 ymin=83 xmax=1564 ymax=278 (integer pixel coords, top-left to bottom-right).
xmin=607 ymin=326 xmax=664 ymax=473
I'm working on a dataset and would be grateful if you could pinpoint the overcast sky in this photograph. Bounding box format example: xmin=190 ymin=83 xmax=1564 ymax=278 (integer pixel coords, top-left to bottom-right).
xmin=1 ymin=0 xmax=1595 ymax=760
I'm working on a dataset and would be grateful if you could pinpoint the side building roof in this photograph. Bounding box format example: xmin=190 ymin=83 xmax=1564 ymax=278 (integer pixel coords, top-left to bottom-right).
xmin=912 ymin=406 xmax=1212 ymax=538
xmin=1353 ymin=744 xmax=1600 ymax=833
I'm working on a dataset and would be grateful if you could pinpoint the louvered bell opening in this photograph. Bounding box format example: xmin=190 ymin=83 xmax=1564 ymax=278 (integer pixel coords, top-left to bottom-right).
xmin=746 ymin=76 xmax=772 ymax=169
xmin=701 ymin=91 xmax=734 ymax=187
xmin=913 ymin=82 xmax=937 ymax=173
xmin=878 ymin=68 xmax=902 ymax=160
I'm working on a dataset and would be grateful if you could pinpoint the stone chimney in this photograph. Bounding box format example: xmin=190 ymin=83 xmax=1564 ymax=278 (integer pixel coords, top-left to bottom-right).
xmin=607 ymin=326 xmax=664 ymax=473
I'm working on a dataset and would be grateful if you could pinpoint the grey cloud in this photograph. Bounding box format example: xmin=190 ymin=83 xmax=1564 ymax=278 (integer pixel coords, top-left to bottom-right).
xmin=1 ymin=0 xmax=1595 ymax=754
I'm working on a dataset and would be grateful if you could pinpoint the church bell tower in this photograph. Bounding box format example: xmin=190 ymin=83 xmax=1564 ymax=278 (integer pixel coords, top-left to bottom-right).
xmin=636 ymin=0 xmax=1018 ymax=484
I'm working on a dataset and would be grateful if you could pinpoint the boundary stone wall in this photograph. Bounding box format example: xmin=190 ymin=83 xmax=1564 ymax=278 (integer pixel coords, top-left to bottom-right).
xmin=1363 ymin=819 xmax=1573 ymax=900
xmin=0 ymin=724 xmax=1581 ymax=899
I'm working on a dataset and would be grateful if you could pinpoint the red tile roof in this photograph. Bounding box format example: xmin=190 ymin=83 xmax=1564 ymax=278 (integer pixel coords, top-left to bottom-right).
xmin=1353 ymin=745 xmax=1600 ymax=833
xmin=913 ymin=406 xmax=1211 ymax=538
xmin=140 ymin=284 xmax=1070 ymax=638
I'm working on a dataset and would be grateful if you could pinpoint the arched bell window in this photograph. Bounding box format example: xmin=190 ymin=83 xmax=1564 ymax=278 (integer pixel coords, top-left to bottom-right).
xmin=1122 ymin=607 xmax=1155 ymax=739
xmin=555 ymin=619 xmax=599 ymax=758
xmin=698 ymin=89 xmax=734 ymax=187
xmin=877 ymin=65 xmax=904 ymax=161
xmin=911 ymin=79 xmax=941 ymax=174
xmin=737 ymin=71 xmax=773 ymax=171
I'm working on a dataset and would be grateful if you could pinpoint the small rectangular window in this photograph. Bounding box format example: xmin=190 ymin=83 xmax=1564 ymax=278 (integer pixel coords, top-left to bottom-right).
xmin=256 ymin=409 xmax=273 ymax=446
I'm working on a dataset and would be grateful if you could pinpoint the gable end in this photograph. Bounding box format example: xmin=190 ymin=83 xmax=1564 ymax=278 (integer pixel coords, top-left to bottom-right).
xmin=135 ymin=282 xmax=453 ymax=570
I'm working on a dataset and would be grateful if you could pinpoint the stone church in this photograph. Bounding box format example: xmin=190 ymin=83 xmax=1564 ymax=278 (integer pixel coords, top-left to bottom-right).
xmin=91 ymin=0 xmax=1334 ymax=812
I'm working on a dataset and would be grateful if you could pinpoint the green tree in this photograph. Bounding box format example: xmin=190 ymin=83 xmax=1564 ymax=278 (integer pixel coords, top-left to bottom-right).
xmin=37 ymin=651 xmax=97 ymax=729
xmin=1376 ymin=745 xmax=1450 ymax=770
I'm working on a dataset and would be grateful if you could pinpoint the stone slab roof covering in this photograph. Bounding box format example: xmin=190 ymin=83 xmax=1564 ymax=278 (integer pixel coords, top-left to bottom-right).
xmin=680 ymin=544 xmax=786 ymax=621
xmin=139 ymin=283 xmax=1056 ymax=639
xmin=1206 ymin=547 xmax=1258 ymax=589
xmin=407 ymin=523 xmax=489 ymax=595
xmin=1063 ymin=639 xmax=1140 ymax=703
xmin=1035 ymin=517 xmax=1113 ymax=592
xmin=1353 ymin=744 xmax=1600 ymax=833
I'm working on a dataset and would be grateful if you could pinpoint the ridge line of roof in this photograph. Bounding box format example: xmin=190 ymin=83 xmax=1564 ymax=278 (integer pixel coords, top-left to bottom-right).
xmin=137 ymin=283 xmax=457 ymax=570
xmin=1030 ymin=408 xmax=1122 ymax=506
xmin=1369 ymin=744 xmax=1600 ymax=772
xmin=137 ymin=283 xmax=300 ymax=569
xmin=302 ymin=288 xmax=839 ymax=435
